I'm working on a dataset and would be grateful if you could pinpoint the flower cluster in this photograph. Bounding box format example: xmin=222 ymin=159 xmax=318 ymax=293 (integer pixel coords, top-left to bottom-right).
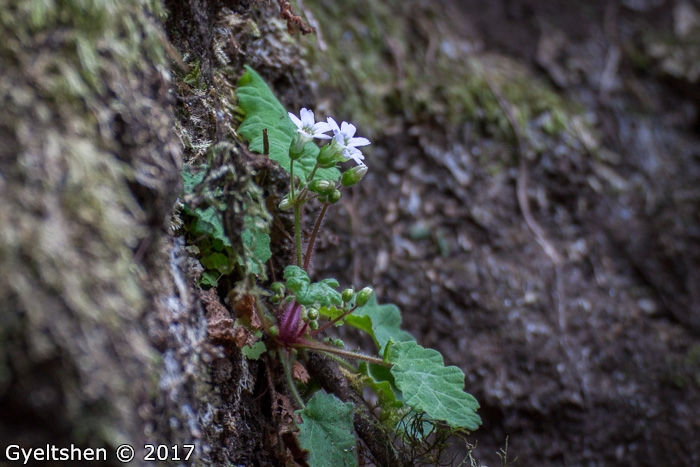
xmin=288 ymin=108 xmax=370 ymax=166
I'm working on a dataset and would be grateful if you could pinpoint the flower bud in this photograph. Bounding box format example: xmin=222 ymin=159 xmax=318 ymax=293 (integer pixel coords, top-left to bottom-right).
xmin=328 ymin=189 xmax=342 ymax=204
xmin=317 ymin=138 xmax=344 ymax=168
xmin=331 ymin=338 xmax=345 ymax=348
xmin=269 ymin=325 xmax=279 ymax=337
xmin=270 ymin=282 xmax=285 ymax=295
xmin=289 ymin=134 xmax=311 ymax=160
xmin=324 ymin=337 xmax=345 ymax=348
xmin=307 ymin=307 xmax=319 ymax=320
xmin=355 ymin=287 xmax=373 ymax=307
xmin=309 ymin=319 xmax=319 ymax=330
xmin=341 ymin=164 xmax=368 ymax=187
xmin=341 ymin=288 xmax=354 ymax=303
xmin=308 ymin=179 xmax=334 ymax=194
xmin=278 ymin=196 xmax=294 ymax=211
xmin=271 ymin=294 xmax=282 ymax=304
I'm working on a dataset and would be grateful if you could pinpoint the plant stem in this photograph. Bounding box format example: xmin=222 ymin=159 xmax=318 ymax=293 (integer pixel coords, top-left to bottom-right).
xmin=322 ymin=351 xmax=359 ymax=373
xmin=294 ymin=204 xmax=302 ymax=267
xmin=289 ymin=160 xmax=303 ymax=267
xmin=291 ymin=340 xmax=390 ymax=367
xmin=303 ymin=202 xmax=329 ymax=271
xmin=306 ymin=163 xmax=319 ymax=183
xmin=281 ymin=349 xmax=306 ymax=409
xmin=289 ymin=158 xmax=296 ymax=200
xmin=310 ymin=305 xmax=357 ymax=336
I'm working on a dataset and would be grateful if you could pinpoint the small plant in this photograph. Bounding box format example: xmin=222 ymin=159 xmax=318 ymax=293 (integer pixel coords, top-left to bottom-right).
xmin=190 ymin=66 xmax=482 ymax=466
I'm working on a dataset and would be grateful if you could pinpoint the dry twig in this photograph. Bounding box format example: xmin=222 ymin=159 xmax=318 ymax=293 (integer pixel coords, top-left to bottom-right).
xmin=277 ymin=0 xmax=314 ymax=35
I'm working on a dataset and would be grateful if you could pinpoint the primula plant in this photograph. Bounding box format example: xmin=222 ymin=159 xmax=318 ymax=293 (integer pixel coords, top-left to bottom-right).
xmin=189 ymin=66 xmax=482 ymax=466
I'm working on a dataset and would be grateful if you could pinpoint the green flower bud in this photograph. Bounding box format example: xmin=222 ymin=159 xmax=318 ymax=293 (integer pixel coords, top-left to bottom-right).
xmin=308 ymin=179 xmax=334 ymax=194
xmin=270 ymin=282 xmax=285 ymax=295
xmin=324 ymin=337 xmax=345 ymax=348
xmin=270 ymin=294 xmax=282 ymax=304
xmin=289 ymin=135 xmax=310 ymax=160
xmin=355 ymin=287 xmax=373 ymax=307
xmin=317 ymin=143 xmax=343 ymax=168
xmin=341 ymin=288 xmax=354 ymax=303
xmin=328 ymin=189 xmax=342 ymax=204
xmin=269 ymin=325 xmax=279 ymax=337
xmin=278 ymin=196 xmax=294 ymax=211
xmin=341 ymin=164 xmax=368 ymax=187
xmin=307 ymin=307 xmax=319 ymax=320
xmin=309 ymin=319 xmax=319 ymax=330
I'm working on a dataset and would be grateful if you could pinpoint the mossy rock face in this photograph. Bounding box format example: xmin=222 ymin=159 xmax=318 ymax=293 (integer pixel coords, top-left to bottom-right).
xmin=302 ymin=0 xmax=588 ymax=143
xmin=0 ymin=0 xmax=184 ymax=456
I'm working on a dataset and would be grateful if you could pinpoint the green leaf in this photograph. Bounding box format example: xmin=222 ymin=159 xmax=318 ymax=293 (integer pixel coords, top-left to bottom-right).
xmin=186 ymin=205 xmax=231 ymax=247
xmin=181 ymin=164 xmax=208 ymax=194
xmin=201 ymin=252 xmax=232 ymax=274
xmin=359 ymin=362 xmax=403 ymax=410
xmin=305 ymin=278 xmax=342 ymax=307
xmin=241 ymin=215 xmax=271 ymax=277
xmin=296 ymin=392 xmax=357 ymax=467
xmin=353 ymin=294 xmax=414 ymax=353
xmin=237 ymin=66 xmax=339 ymax=181
xmin=283 ymin=266 xmax=342 ymax=307
xmin=343 ymin=314 xmax=373 ymax=335
xmin=318 ymin=305 xmax=374 ymax=333
xmin=199 ymin=271 xmax=220 ymax=287
xmin=284 ymin=265 xmax=310 ymax=295
xmin=241 ymin=341 xmax=266 ymax=360
xmin=386 ymin=341 xmax=481 ymax=431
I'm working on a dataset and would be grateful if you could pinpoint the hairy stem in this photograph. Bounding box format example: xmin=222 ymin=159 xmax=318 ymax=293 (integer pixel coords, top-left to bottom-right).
xmin=309 ymin=304 xmax=357 ymax=336
xmin=303 ymin=202 xmax=329 ymax=271
xmin=281 ymin=349 xmax=306 ymax=409
xmin=291 ymin=339 xmax=389 ymax=367
xmin=293 ymin=205 xmax=303 ymax=268
xmin=289 ymin=160 xmax=303 ymax=267
xmin=306 ymin=163 xmax=319 ymax=183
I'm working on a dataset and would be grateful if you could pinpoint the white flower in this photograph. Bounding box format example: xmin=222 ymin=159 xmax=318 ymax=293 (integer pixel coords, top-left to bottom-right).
xmin=326 ymin=117 xmax=370 ymax=165
xmin=288 ymin=108 xmax=333 ymax=140
xmin=343 ymin=145 xmax=366 ymax=166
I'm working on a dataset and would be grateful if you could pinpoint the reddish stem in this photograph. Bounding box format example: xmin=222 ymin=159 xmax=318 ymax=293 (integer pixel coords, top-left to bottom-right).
xmin=290 ymin=339 xmax=390 ymax=367
xmin=303 ymin=202 xmax=329 ymax=271
xmin=310 ymin=305 xmax=358 ymax=337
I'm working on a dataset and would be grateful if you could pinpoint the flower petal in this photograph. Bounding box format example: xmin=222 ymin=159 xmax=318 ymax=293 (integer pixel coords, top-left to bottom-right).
xmin=344 ymin=147 xmax=365 ymax=165
xmin=289 ymin=112 xmax=303 ymax=129
xmin=348 ymin=137 xmax=370 ymax=148
xmin=326 ymin=117 xmax=340 ymax=134
xmin=340 ymin=121 xmax=356 ymax=139
xmin=300 ymin=108 xmax=315 ymax=127
xmin=313 ymin=121 xmax=333 ymax=134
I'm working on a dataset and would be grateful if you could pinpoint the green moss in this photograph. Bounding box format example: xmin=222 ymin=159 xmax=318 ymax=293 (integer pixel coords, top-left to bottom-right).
xmin=303 ymin=0 xmax=591 ymax=164
xmin=0 ymin=0 xmax=178 ymax=449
